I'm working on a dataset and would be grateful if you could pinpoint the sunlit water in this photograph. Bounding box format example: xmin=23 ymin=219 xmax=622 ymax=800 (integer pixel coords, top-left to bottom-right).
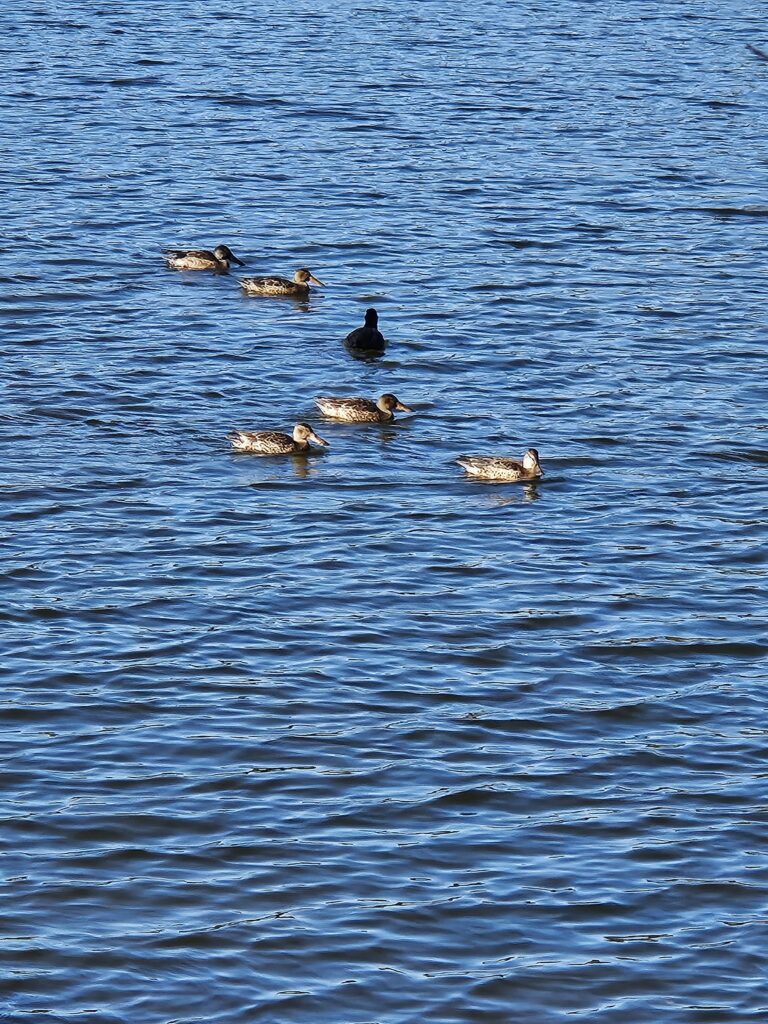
xmin=3 ymin=3 xmax=768 ymax=1021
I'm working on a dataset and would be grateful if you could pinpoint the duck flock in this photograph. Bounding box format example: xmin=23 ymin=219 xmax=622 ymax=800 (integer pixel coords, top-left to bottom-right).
xmin=163 ymin=243 xmax=544 ymax=482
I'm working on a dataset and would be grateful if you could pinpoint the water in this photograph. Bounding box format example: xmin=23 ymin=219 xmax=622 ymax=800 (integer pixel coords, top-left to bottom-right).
xmin=3 ymin=2 xmax=768 ymax=1021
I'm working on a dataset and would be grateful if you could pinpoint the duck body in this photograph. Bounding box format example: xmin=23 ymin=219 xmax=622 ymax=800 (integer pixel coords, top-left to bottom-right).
xmin=164 ymin=245 xmax=244 ymax=272
xmin=240 ymin=268 xmax=324 ymax=298
xmin=228 ymin=422 xmax=328 ymax=455
xmin=314 ymin=393 xmax=412 ymax=423
xmin=345 ymin=308 xmax=385 ymax=351
xmin=457 ymin=448 xmax=543 ymax=482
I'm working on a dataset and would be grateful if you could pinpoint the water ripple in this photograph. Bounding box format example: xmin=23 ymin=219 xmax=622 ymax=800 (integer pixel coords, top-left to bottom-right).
xmin=2 ymin=1 xmax=768 ymax=1022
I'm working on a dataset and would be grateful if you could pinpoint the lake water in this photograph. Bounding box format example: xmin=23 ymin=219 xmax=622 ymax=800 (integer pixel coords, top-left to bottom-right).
xmin=3 ymin=2 xmax=768 ymax=1021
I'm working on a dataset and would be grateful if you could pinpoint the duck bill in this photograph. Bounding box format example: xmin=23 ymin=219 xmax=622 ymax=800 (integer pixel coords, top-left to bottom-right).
xmin=231 ymin=254 xmax=245 ymax=266
xmin=395 ymin=402 xmax=413 ymax=413
xmin=308 ymin=430 xmax=328 ymax=446
xmin=308 ymin=274 xmax=325 ymax=286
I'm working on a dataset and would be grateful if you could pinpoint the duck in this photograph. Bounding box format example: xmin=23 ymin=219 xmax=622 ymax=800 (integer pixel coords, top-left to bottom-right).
xmin=227 ymin=422 xmax=328 ymax=455
xmin=314 ymin=393 xmax=413 ymax=423
xmin=164 ymin=245 xmax=245 ymax=272
xmin=345 ymin=308 xmax=385 ymax=350
xmin=239 ymin=268 xmax=324 ymax=298
xmin=456 ymin=448 xmax=544 ymax=482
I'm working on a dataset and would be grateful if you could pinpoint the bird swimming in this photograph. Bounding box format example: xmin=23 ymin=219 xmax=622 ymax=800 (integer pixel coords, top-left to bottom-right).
xmin=239 ymin=268 xmax=325 ymax=298
xmin=314 ymin=393 xmax=413 ymax=423
xmin=164 ymin=245 xmax=245 ymax=271
xmin=227 ymin=422 xmax=328 ymax=455
xmin=456 ymin=448 xmax=544 ymax=482
xmin=345 ymin=308 xmax=385 ymax=351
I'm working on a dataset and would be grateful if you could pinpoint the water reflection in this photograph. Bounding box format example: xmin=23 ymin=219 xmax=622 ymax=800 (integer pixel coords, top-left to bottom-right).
xmin=319 ymin=423 xmax=407 ymax=448
xmin=374 ymin=425 xmax=399 ymax=447
xmin=486 ymin=483 xmax=541 ymax=505
xmin=239 ymin=296 xmax=320 ymax=315
xmin=233 ymin=449 xmax=326 ymax=482
xmin=289 ymin=454 xmax=318 ymax=479
xmin=344 ymin=337 xmax=386 ymax=361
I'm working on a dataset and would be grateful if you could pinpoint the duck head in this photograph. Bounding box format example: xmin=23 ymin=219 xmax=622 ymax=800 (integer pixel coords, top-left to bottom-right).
xmin=294 ymin=268 xmax=325 ymax=286
xmin=377 ymin=393 xmax=413 ymax=414
xmin=293 ymin=423 xmax=328 ymax=446
xmin=364 ymin=308 xmax=379 ymax=327
xmin=214 ymin=245 xmax=245 ymax=266
xmin=522 ymin=448 xmax=543 ymax=476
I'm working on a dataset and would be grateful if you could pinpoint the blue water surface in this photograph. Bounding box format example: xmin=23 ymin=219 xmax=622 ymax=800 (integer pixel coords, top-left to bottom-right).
xmin=2 ymin=2 xmax=768 ymax=1022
